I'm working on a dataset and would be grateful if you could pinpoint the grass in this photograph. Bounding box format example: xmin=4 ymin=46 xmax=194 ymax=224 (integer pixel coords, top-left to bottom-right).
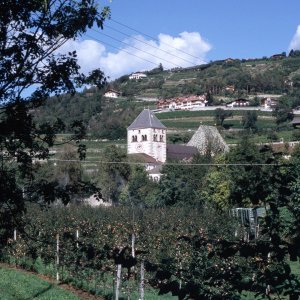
xmin=0 ymin=266 xmax=80 ymax=300
xmin=156 ymin=109 xmax=273 ymax=120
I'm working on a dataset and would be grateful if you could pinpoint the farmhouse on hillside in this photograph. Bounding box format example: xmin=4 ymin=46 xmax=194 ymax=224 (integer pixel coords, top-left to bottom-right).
xmin=104 ymin=89 xmax=121 ymax=98
xmin=129 ymin=72 xmax=147 ymax=80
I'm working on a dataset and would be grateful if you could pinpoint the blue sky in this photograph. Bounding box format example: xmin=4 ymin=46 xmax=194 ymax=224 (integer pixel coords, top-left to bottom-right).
xmin=60 ymin=0 xmax=300 ymax=79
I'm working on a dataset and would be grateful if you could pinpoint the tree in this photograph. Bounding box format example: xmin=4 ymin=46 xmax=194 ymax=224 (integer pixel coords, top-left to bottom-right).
xmin=124 ymin=165 xmax=159 ymax=208
xmin=214 ymin=108 xmax=232 ymax=127
xmin=272 ymin=100 xmax=294 ymax=126
xmin=0 ymin=1 xmax=109 ymax=242
xmin=242 ymin=110 xmax=258 ymax=132
xmin=96 ymin=145 xmax=130 ymax=204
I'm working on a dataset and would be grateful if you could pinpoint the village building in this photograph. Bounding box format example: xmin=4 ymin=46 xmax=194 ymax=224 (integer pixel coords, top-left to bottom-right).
xmin=226 ymin=98 xmax=250 ymax=107
xmin=103 ymin=89 xmax=120 ymax=98
xmin=224 ymin=85 xmax=235 ymax=92
xmin=129 ymin=72 xmax=147 ymax=80
xmin=260 ymin=97 xmax=278 ymax=109
xmin=157 ymin=95 xmax=207 ymax=111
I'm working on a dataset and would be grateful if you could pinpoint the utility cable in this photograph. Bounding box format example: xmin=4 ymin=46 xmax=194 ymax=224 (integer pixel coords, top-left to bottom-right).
xmin=85 ymin=33 xmax=158 ymax=67
xmin=91 ymin=30 xmax=183 ymax=68
xmin=110 ymin=18 xmax=203 ymax=61
xmin=95 ymin=25 xmax=197 ymax=66
xmin=49 ymin=158 xmax=281 ymax=167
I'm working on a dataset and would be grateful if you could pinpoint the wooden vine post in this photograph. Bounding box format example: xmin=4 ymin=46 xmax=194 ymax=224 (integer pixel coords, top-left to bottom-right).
xmin=56 ymin=233 xmax=60 ymax=282
xmin=140 ymin=261 xmax=145 ymax=300
xmin=115 ymin=263 xmax=122 ymax=300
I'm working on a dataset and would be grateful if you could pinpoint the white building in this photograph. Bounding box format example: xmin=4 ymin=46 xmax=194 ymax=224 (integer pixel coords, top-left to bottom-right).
xmin=129 ymin=72 xmax=147 ymax=80
xmin=226 ymin=99 xmax=250 ymax=107
xmin=127 ymin=109 xmax=166 ymax=163
xmin=157 ymin=95 xmax=207 ymax=111
xmin=104 ymin=89 xmax=120 ymax=98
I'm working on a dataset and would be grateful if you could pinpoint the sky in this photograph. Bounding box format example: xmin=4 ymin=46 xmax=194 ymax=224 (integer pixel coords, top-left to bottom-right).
xmin=59 ymin=0 xmax=300 ymax=80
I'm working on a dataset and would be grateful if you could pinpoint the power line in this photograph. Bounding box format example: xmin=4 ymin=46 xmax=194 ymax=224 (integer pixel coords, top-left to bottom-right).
xmin=85 ymin=33 xmax=158 ymax=67
xmin=91 ymin=29 xmax=183 ymax=68
xmin=110 ymin=18 xmax=203 ymax=61
xmin=100 ymin=24 xmax=197 ymax=66
xmin=49 ymin=158 xmax=281 ymax=167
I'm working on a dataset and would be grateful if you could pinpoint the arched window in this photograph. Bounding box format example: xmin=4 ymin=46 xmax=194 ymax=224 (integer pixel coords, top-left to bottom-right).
xmin=142 ymin=135 xmax=148 ymax=141
xmin=160 ymin=135 xmax=164 ymax=142
xmin=132 ymin=135 xmax=137 ymax=142
xmin=153 ymin=134 xmax=157 ymax=142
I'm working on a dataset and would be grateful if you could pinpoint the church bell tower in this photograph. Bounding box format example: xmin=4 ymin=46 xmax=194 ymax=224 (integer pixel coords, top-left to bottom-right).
xmin=127 ymin=109 xmax=166 ymax=163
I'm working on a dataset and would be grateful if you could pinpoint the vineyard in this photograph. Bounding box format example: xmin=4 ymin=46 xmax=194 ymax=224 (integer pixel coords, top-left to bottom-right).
xmin=1 ymin=204 xmax=237 ymax=299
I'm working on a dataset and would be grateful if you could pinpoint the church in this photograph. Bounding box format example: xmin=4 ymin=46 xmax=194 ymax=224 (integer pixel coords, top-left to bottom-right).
xmin=127 ymin=109 xmax=167 ymax=163
xmin=127 ymin=109 xmax=200 ymax=180
xmin=127 ymin=109 xmax=229 ymax=180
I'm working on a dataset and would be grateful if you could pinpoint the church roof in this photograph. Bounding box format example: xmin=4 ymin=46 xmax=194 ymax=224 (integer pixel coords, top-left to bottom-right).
xmin=187 ymin=125 xmax=229 ymax=155
xmin=128 ymin=153 xmax=163 ymax=164
xmin=167 ymin=144 xmax=198 ymax=161
xmin=128 ymin=109 xmax=166 ymax=130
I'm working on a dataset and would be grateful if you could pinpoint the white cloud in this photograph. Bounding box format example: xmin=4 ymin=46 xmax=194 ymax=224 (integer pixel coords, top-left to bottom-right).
xmin=58 ymin=39 xmax=106 ymax=74
xmin=59 ymin=32 xmax=212 ymax=80
xmin=289 ymin=25 xmax=300 ymax=51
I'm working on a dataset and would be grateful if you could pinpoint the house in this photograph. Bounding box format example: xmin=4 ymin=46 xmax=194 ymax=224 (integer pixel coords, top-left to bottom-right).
xmin=271 ymin=54 xmax=286 ymax=60
xmin=157 ymin=95 xmax=207 ymax=111
xmin=226 ymin=99 xmax=250 ymax=107
xmin=104 ymin=89 xmax=120 ymax=98
xmin=129 ymin=72 xmax=147 ymax=80
xmin=290 ymin=117 xmax=300 ymax=128
xmin=260 ymin=97 xmax=278 ymax=109
xmin=224 ymin=85 xmax=235 ymax=92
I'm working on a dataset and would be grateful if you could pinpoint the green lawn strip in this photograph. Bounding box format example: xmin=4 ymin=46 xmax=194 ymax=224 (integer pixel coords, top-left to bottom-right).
xmin=0 ymin=266 xmax=80 ymax=300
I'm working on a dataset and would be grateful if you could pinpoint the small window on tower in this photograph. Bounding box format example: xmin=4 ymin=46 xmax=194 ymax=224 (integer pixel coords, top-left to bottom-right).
xmin=160 ymin=135 xmax=164 ymax=142
xmin=153 ymin=134 xmax=157 ymax=142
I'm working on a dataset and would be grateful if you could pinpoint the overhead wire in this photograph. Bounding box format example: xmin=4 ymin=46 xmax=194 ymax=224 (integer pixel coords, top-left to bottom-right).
xmin=90 ymin=29 xmax=183 ymax=68
xmin=95 ymin=24 xmax=197 ymax=66
xmin=110 ymin=18 xmax=202 ymax=61
xmin=49 ymin=158 xmax=281 ymax=167
xmin=85 ymin=33 xmax=159 ymax=67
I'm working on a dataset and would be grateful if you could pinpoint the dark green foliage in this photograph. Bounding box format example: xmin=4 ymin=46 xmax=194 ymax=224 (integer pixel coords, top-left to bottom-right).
xmin=96 ymin=145 xmax=130 ymax=204
xmin=157 ymin=154 xmax=212 ymax=207
xmin=242 ymin=111 xmax=258 ymax=132
xmin=214 ymin=108 xmax=233 ymax=126
xmin=0 ymin=0 xmax=109 ymax=243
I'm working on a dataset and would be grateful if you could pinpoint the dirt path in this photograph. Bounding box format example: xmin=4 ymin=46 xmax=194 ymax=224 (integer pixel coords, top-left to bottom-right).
xmin=0 ymin=263 xmax=105 ymax=300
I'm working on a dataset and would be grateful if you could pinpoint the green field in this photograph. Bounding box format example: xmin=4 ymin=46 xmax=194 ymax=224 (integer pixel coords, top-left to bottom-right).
xmin=0 ymin=266 xmax=80 ymax=300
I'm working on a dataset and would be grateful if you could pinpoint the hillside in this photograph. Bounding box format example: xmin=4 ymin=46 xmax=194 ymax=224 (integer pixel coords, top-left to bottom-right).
xmin=113 ymin=53 xmax=300 ymax=101
xmin=33 ymin=53 xmax=300 ymax=140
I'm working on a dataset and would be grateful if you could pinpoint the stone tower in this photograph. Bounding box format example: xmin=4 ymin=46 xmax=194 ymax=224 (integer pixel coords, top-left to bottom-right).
xmin=127 ymin=109 xmax=167 ymax=163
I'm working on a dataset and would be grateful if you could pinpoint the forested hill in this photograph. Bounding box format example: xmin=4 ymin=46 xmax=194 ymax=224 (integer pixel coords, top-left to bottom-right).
xmin=33 ymin=52 xmax=300 ymax=138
